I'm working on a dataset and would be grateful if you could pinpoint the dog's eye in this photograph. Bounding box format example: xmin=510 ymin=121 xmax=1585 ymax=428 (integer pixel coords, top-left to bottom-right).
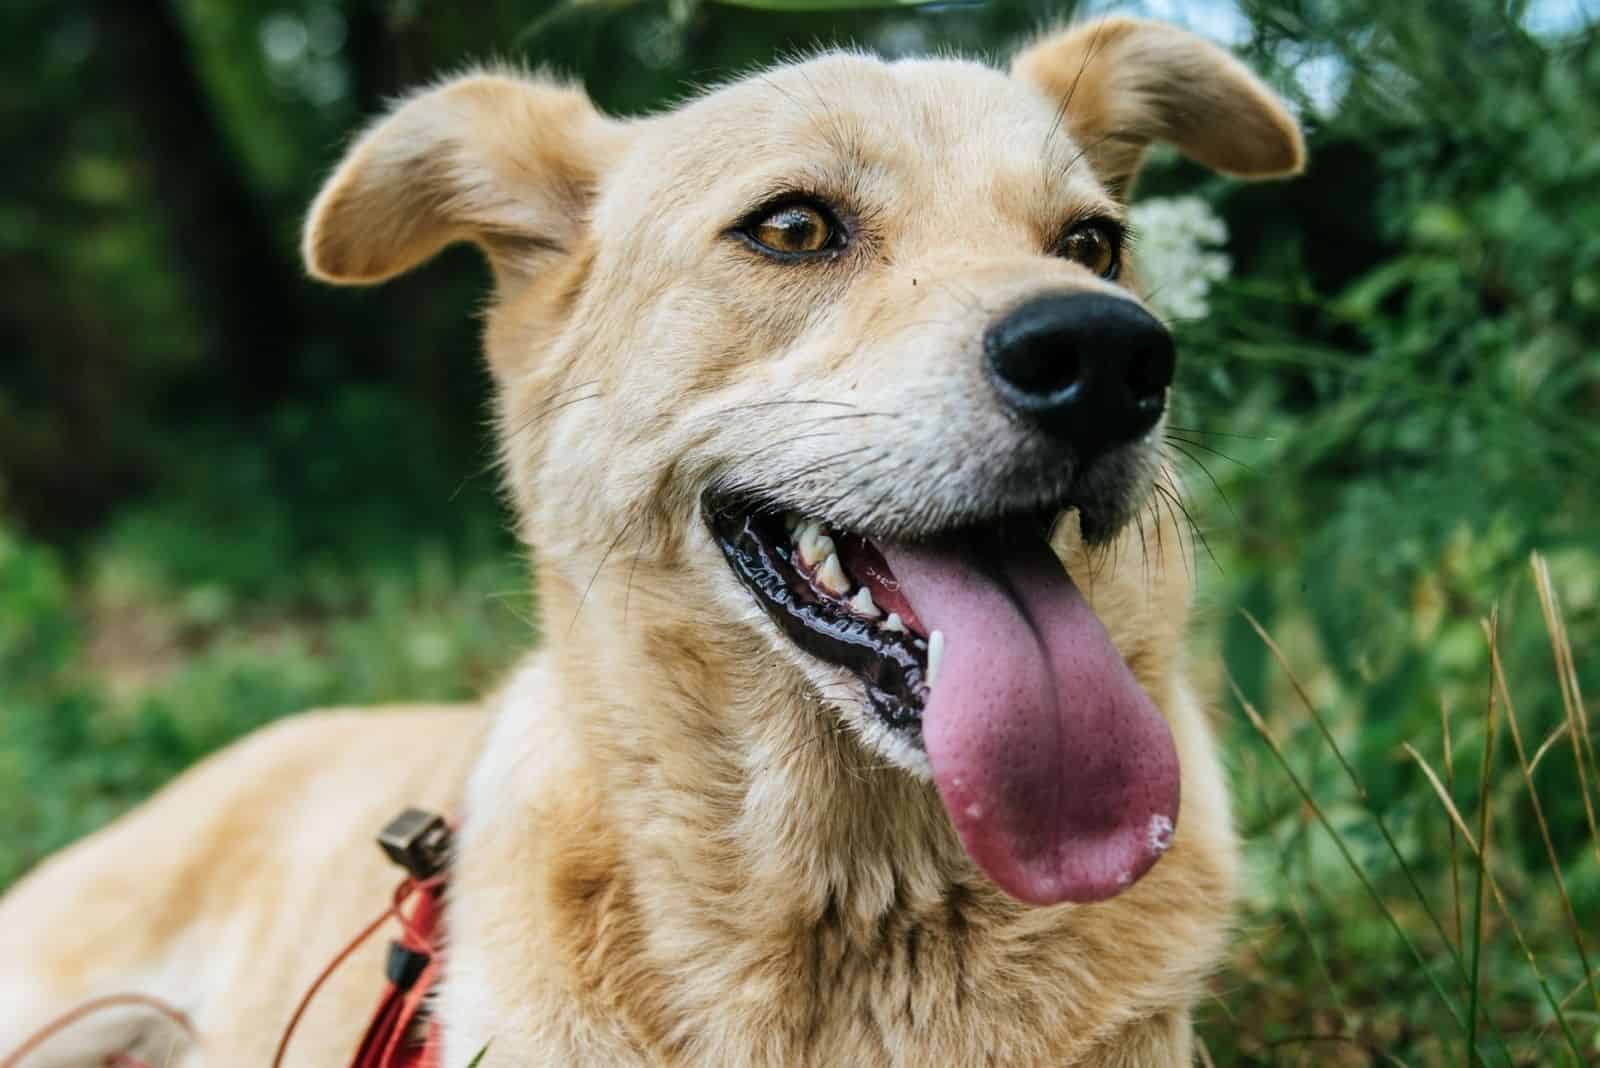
xmin=1055 ymin=219 xmax=1122 ymax=279
xmin=743 ymin=202 xmax=840 ymax=257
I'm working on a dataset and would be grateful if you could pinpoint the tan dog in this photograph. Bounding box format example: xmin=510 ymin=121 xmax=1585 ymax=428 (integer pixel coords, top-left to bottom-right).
xmin=1 ymin=18 xmax=1302 ymax=1066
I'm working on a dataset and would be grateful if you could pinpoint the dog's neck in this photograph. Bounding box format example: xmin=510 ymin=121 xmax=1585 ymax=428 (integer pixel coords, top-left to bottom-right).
xmin=445 ymin=521 xmax=1230 ymax=1064
xmin=491 ymin=561 xmax=1014 ymax=1042
xmin=447 ymin=554 xmax=1211 ymax=1063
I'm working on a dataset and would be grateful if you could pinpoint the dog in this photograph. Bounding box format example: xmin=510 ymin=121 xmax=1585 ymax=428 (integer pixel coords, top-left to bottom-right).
xmin=0 ymin=17 xmax=1302 ymax=1066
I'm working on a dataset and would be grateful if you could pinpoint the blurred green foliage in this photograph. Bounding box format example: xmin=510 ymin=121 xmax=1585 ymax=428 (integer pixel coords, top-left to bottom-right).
xmin=1 ymin=0 xmax=1596 ymax=1063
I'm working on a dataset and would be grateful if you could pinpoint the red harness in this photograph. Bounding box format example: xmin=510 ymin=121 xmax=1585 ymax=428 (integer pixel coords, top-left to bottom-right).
xmin=274 ymin=809 xmax=454 ymax=1068
xmin=2 ymin=810 xmax=453 ymax=1068
xmin=347 ymin=874 xmax=447 ymax=1068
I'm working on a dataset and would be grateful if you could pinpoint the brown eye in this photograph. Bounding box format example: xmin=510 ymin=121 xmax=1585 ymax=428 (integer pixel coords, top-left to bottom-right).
xmin=1055 ymin=220 xmax=1122 ymax=279
xmin=744 ymin=202 xmax=839 ymax=257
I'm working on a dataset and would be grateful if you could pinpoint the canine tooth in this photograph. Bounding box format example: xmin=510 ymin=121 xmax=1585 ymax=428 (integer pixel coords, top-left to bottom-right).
xmin=815 ymin=553 xmax=850 ymax=596
xmin=927 ymin=629 xmax=946 ymax=688
xmin=882 ymin=612 xmax=906 ymax=632
xmin=850 ymin=587 xmax=881 ymax=618
xmin=799 ymin=526 xmax=836 ymax=568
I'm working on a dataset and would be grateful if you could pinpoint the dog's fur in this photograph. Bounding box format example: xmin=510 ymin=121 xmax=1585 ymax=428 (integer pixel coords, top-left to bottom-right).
xmin=0 ymin=19 xmax=1302 ymax=1066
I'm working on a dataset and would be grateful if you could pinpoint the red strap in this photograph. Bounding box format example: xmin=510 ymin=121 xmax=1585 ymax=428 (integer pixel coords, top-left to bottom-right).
xmin=272 ymin=875 xmax=447 ymax=1068
xmin=349 ymin=878 xmax=447 ymax=1068
xmin=4 ymin=816 xmax=449 ymax=1068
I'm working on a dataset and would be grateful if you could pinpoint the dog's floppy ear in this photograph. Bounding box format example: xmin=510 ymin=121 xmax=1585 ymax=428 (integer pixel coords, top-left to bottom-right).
xmin=1012 ymin=17 xmax=1304 ymax=193
xmin=304 ymin=71 xmax=622 ymax=285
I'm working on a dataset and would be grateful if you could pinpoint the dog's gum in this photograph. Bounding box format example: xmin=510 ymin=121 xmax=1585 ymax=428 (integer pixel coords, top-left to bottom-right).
xmin=707 ymin=501 xmax=928 ymax=731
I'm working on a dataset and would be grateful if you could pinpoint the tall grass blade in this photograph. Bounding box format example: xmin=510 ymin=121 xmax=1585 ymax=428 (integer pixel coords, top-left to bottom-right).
xmin=1403 ymin=742 xmax=1483 ymax=850
xmin=1240 ymin=612 xmax=1494 ymax=1003
xmin=1404 ymin=741 xmax=1590 ymax=1060
xmin=1528 ymin=721 xmax=1572 ymax=778
xmin=1485 ymin=616 xmax=1599 ymax=1015
xmin=1241 ymin=610 xmax=1366 ymax=796
xmin=1442 ymin=697 xmax=1463 ymax=951
xmin=1530 ymin=553 xmax=1600 ymax=873
xmin=1228 ymin=673 xmax=1489 ymax=1062
xmin=1466 ymin=611 xmax=1499 ymax=1068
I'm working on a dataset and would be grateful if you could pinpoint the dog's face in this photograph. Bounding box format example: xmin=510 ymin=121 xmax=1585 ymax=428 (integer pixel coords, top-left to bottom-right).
xmin=305 ymin=18 xmax=1301 ymax=906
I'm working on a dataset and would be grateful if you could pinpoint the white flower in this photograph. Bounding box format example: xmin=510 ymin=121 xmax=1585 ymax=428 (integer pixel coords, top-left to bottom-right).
xmin=1126 ymin=196 xmax=1232 ymax=323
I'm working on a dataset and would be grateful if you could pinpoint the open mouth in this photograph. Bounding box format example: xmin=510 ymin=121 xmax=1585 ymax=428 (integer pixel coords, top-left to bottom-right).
xmin=706 ymin=502 xmax=1006 ymax=736
xmin=706 ymin=489 xmax=1185 ymax=907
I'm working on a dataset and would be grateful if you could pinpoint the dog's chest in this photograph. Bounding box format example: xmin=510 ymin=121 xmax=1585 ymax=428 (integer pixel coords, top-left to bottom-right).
xmin=629 ymin=890 xmax=1111 ymax=1067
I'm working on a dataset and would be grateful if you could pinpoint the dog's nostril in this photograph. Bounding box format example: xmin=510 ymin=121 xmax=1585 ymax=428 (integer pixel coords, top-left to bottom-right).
xmin=1000 ymin=343 xmax=1083 ymax=398
xmin=1127 ymin=341 xmax=1175 ymax=403
xmin=984 ymin=292 xmax=1175 ymax=462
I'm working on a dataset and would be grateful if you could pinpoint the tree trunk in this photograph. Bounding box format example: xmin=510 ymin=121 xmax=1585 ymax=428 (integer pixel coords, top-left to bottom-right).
xmin=90 ymin=0 xmax=302 ymax=412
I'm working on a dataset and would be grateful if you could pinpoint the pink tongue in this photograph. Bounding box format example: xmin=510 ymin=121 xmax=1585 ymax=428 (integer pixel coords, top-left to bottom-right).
xmin=880 ymin=539 xmax=1180 ymax=905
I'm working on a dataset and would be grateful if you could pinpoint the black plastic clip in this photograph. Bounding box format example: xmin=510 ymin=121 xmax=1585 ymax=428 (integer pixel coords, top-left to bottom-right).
xmin=377 ymin=808 xmax=453 ymax=881
xmin=385 ymin=939 xmax=432 ymax=992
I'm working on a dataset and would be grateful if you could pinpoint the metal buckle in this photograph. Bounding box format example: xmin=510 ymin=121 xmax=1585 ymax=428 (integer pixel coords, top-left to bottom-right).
xmin=377 ymin=808 xmax=452 ymax=881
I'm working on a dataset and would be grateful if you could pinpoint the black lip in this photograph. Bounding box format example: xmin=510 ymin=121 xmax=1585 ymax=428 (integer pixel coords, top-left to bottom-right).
xmin=705 ymin=495 xmax=929 ymax=732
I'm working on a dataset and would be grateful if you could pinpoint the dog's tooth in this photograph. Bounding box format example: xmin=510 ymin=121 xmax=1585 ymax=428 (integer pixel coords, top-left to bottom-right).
xmin=799 ymin=526 xmax=836 ymax=568
xmin=882 ymin=612 xmax=906 ymax=633
xmin=849 ymin=587 xmax=881 ymax=618
xmin=784 ymin=511 xmax=804 ymax=533
xmin=815 ymin=553 xmax=850 ymax=596
xmin=927 ymin=629 xmax=946 ymax=688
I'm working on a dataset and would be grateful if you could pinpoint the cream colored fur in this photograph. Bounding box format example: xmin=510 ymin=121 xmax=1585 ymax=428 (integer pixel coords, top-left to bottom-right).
xmin=0 ymin=19 xmax=1302 ymax=1066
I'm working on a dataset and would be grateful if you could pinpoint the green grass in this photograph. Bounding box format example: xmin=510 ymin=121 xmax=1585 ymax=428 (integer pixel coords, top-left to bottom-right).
xmin=1192 ymin=556 xmax=1600 ymax=1066
xmin=3 ymin=480 xmax=1595 ymax=1065
xmin=0 ymin=395 xmax=536 ymax=885
xmin=0 ymin=536 xmax=531 ymax=886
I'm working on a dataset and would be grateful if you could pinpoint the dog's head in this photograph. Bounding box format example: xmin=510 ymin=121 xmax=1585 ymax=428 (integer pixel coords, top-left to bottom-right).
xmin=305 ymin=18 xmax=1301 ymax=907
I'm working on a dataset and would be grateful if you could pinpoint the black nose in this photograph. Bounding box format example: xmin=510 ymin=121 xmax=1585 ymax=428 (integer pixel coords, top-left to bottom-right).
xmin=984 ymin=292 xmax=1176 ymax=460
